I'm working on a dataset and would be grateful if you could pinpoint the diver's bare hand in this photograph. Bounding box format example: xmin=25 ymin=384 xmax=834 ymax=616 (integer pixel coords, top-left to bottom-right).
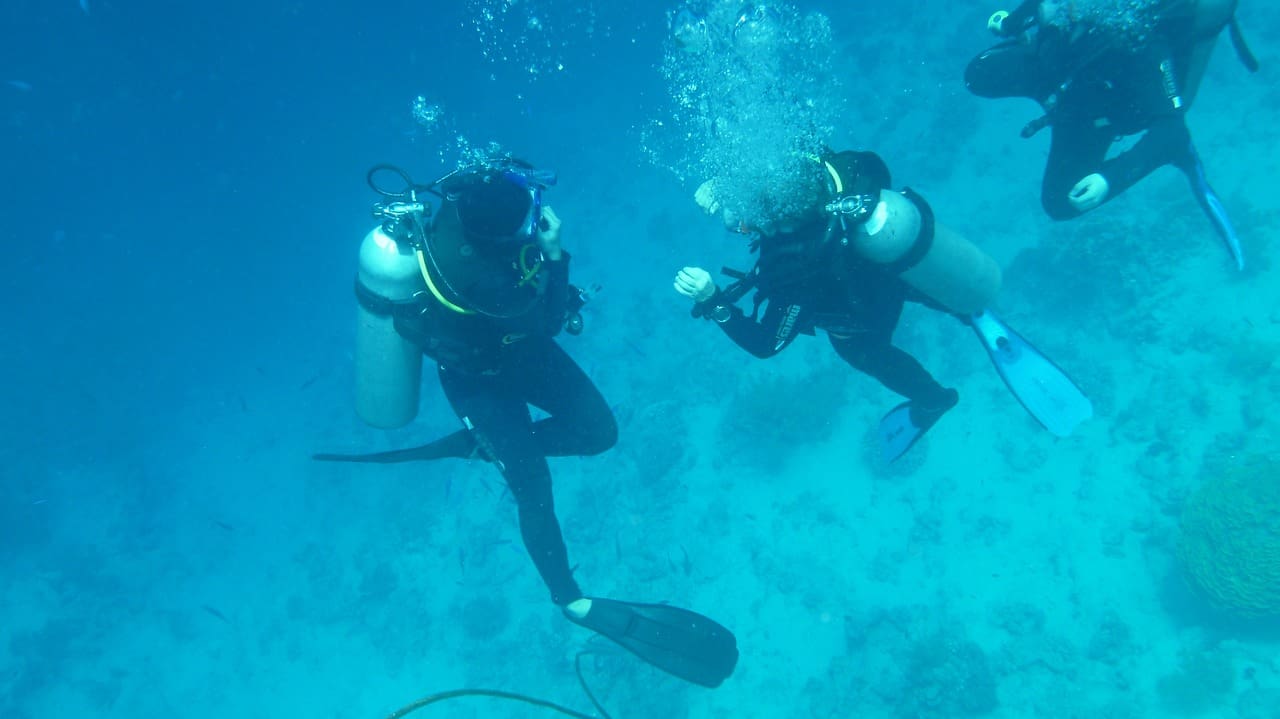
xmin=1069 ymin=174 xmax=1109 ymax=213
xmin=538 ymin=205 xmax=563 ymax=261
xmin=674 ymin=266 xmax=716 ymax=303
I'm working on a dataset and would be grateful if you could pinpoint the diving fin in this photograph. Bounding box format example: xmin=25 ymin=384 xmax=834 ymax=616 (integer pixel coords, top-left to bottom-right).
xmin=1187 ymin=146 xmax=1244 ymax=271
xmin=877 ymin=389 xmax=959 ymax=463
xmin=312 ymin=447 xmax=436 ymax=464
xmin=969 ymin=311 xmax=1092 ymax=437
xmin=312 ymin=430 xmax=478 ymax=464
xmin=564 ymin=597 xmax=738 ymax=688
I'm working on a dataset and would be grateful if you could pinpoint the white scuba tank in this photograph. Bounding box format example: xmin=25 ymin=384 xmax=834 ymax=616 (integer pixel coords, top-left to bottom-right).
xmin=851 ymin=190 xmax=1002 ymax=315
xmin=354 ymin=225 xmax=425 ymax=428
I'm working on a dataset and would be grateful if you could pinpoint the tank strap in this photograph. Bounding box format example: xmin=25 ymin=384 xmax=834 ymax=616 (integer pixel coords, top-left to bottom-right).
xmin=881 ymin=188 xmax=936 ymax=275
xmin=354 ymin=276 xmax=423 ymax=318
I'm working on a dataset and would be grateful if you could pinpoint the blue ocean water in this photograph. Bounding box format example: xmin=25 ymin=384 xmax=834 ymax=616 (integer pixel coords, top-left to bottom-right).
xmin=2 ymin=1 xmax=1278 ymax=717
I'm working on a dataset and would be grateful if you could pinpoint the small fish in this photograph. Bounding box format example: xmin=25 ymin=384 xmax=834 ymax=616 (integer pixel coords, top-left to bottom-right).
xmin=5 ymin=80 xmax=32 ymax=92
xmin=31 ymin=499 xmax=48 ymax=506
xmin=297 ymin=374 xmax=321 ymax=391
xmin=212 ymin=520 xmax=235 ymax=532
xmin=201 ymin=605 xmax=230 ymax=624
xmin=237 ymin=395 xmax=248 ymax=412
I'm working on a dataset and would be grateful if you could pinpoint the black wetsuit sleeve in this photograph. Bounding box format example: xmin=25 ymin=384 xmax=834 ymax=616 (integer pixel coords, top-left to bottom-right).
xmin=700 ymin=293 xmax=807 ymax=359
xmin=1099 ymin=112 xmax=1193 ymax=195
xmin=1001 ymin=0 xmax=1041 ymax=35
xmin=535 ymin=252 xmax=571 ymax=337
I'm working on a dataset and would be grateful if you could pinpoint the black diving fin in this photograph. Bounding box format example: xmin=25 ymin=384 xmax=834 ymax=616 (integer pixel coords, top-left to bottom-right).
xmin=312 ymin=446 xmax=439 ymax=464
xmin=312 ymin=430 xmax=478 ymax=464
xmin=564 ymin=597 xmax=738 ymax=688
xmin=969 ymin=311 xmax=1092 ymax=437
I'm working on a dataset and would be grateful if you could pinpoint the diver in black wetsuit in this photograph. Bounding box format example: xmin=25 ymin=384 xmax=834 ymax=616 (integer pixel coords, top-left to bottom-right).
xmin=965 ymin=0 xmax=1256 ymax=268
xmin=318 ymin=159 xmax=738 ymax=688
xmin=675 ymin=151 xmax=1005 ymax=460
xmin=674 ymin=150 xmax=1095 ymax=458
xmin=379 ymin=162 xmax=614 ymax=609
xmin=689 ymin=220 xmax=959 ymax=425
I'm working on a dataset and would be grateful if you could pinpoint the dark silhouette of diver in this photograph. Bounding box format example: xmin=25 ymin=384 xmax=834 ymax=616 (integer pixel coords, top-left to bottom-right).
xmin=966 ymin=0 xmax=1258 ymax=269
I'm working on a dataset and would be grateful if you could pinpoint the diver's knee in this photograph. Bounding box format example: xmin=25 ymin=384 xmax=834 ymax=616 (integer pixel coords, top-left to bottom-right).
xmin=963 ymin=57 xmax=991 ymax=96
xmin=1041 ymin=192 xmax=1082 ymax=221
xmin=583 ymin=414 xmax=618 ymax=456
xmin=964 ymin=52 xmax=1006 ymax=98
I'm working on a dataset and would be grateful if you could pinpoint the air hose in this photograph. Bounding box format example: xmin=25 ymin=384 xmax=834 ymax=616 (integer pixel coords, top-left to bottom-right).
xmin=383 ymin=651 xmax=614 ymax=719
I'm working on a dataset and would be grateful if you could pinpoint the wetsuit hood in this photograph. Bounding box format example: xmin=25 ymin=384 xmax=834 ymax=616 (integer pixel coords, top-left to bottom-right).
xmin=420 ymin=199 xmax=542 ymax=318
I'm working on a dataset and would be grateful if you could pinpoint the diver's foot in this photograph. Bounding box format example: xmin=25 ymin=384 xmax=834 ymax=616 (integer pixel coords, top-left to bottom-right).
xmin=909 ymin=388 xmax=959 ymax=427
xmin=880 ymin=389 xmax=959 ymax=463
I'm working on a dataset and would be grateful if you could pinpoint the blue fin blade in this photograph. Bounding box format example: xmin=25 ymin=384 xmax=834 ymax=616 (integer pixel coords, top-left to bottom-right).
xmin=1189 ymin=146 xmax=1245 ymax=271
xmin=970 ymin=311 xmax=1093 ymax=437
xmin=878 ymin=401 xmax=922 ymax=463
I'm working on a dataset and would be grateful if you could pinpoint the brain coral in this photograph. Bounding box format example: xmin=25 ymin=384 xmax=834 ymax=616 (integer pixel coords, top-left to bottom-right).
xmin=1177 ymin=457 xmax=1280 ymax=618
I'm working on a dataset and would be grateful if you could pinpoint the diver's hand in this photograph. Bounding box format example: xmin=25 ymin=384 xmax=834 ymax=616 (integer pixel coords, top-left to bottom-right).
xmin=988 ymin=10 xmax=1010 ymax=35
xmin=537 ymin=205 xmax=563 ymax=261
xmin=694 ymin=181 xmax=721 ymax=215
xmin=1069 ymin=174 xmax=1110 ymax=212
xmin=674 ymin=266 xmax=716 ymax=303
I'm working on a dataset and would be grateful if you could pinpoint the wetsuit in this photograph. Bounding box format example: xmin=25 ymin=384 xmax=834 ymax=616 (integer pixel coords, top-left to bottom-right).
xmin=965 ymin=0 xmax=1199 ymax=219
xmin=696 ymin=213 xmax=955 ymax=412
xmin=393 ymin=249 xmax=617 ymax=607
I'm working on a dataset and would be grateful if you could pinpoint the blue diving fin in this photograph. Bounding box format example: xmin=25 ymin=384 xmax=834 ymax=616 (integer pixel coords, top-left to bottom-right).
xmin=969 ymin=311 xmax=1092 ymax=437
xmin=1188 ymin=144 xmax=1244 ymax=271
xmin=879 ymin=402 xmax=921 ymax=464
xmin=877 ymin=389 xmax=959 ymax=463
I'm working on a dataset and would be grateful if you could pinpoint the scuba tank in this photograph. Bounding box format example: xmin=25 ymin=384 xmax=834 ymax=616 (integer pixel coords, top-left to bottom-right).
xmin=821 ymin=151 xmax=1001 ymax=315
xmin=353 ymin=166 xmax=432 ymax=429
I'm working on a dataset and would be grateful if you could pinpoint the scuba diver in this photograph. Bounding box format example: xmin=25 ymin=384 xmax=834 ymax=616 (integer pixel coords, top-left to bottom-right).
xmin=675 ymin=150 xmax=1094 ymax=462
xmin=966 ymin=0 xmax=1259 ymax=270
xmin=314 ymin=159 xmax=738 ymax=688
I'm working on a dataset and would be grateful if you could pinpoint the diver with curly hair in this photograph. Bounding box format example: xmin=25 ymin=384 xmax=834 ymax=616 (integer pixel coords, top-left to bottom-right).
xmin=675 ymin=150 xmax=1093 ymax=462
